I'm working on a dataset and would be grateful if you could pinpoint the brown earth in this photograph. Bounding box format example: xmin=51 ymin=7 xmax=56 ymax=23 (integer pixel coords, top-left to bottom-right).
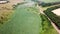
xmin=0 ymin=0 xmax=24 ymax=24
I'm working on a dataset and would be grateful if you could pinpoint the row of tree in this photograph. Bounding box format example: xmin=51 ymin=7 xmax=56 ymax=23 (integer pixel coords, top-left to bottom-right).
xmin=39 ymin=2 xmax=60 ymax=7
xmin=44 ymin=6 xmax=60 ymax=29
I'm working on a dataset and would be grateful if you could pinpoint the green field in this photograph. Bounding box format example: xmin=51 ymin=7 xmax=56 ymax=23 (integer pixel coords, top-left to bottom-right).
xmin=0 ymin=4 xmax=42 ymax=34
xmin=42 ymin=0 xmax=60 ymax=3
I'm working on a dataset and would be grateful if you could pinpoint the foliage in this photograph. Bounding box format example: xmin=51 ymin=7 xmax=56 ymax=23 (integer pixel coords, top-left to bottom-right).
xmin=44 ymin=6 xmax=60 ymax=29
xmin=40 ymin=14 xmax=58 ymax=34
xmin=40 ymin=2 xmax=60 ymax=7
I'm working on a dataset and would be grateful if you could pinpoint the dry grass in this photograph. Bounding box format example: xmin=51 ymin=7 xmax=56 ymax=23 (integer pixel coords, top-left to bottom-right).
xmin=0 ymin=7 xmax=14 ymax=24
xmin=0 ymin=0 xmax=23 ymax=24
xmin=0 ymin=0 xmax=22 ymax=24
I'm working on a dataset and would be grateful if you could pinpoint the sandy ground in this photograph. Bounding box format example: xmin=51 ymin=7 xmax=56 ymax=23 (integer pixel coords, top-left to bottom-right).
xmin=52 ymin=8 xmax=60 ymax=16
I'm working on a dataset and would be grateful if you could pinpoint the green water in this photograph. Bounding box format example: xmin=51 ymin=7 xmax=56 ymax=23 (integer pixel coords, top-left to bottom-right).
xmin=0 ymin=4 xmax=42 ymax=34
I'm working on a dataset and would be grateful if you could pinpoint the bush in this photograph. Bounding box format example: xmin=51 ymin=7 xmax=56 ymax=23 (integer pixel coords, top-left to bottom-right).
xmin=40 ymin=2 xmax=60 ymax=7
xmin=44 ymin=5 xmax=60 ymax=29
xmin=40 ymin=14 xmax=58 ymax=34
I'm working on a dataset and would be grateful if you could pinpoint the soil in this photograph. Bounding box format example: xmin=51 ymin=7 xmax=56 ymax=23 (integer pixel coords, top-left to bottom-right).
xmin=52 ymin=8 xmax=60 ymax=16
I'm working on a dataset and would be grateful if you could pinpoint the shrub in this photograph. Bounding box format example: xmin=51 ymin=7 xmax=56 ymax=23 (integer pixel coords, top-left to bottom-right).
xmin=44 ymin=5 xmax=60 ymax=29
